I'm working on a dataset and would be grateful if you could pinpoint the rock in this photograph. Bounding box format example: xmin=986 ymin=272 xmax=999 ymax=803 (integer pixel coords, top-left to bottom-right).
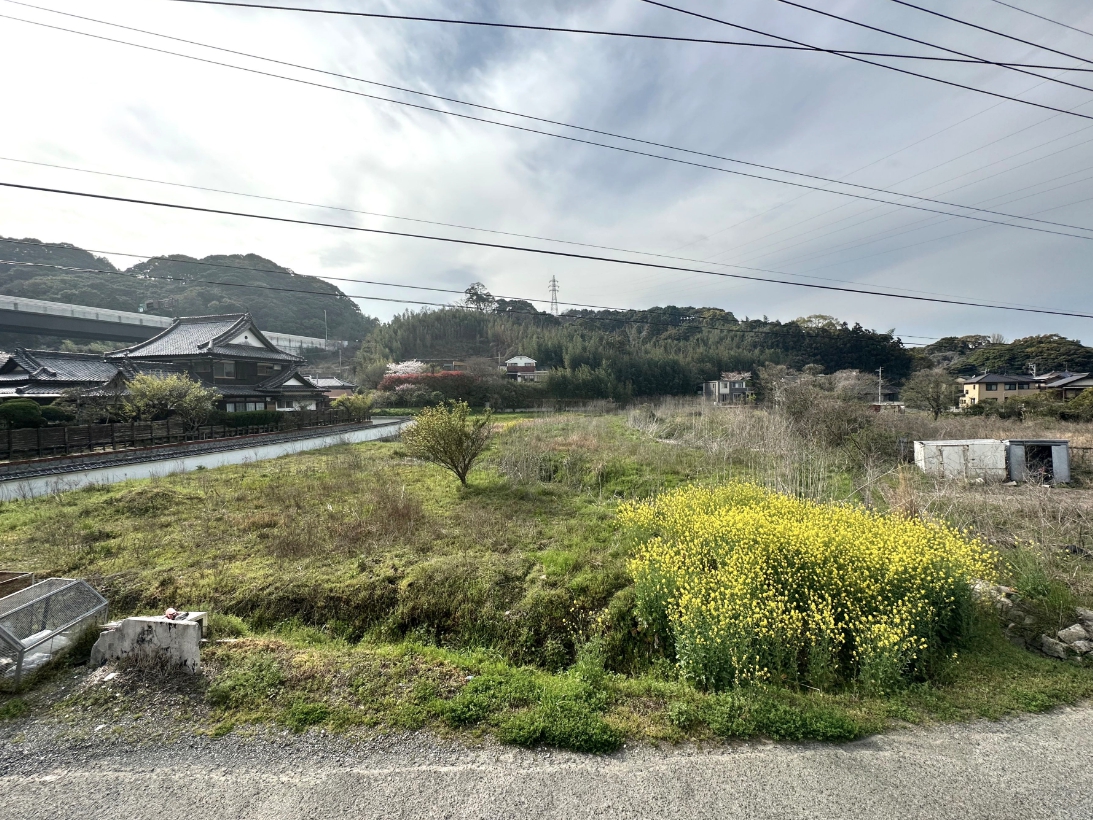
xmin=1057 ymin=624 xmax=1090 ymax=645
xmin=1040 ymin=635 xmax=1071 ymax=660
xmin=1077 ymin=608 xmax=1093 ymax=629
xmin=1071 ymin=640 xmax=1093 ymax=655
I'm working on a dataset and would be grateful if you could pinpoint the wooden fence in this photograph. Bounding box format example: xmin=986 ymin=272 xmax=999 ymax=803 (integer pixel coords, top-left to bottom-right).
xmin=2 ymin=409 xmax=367 ymax=463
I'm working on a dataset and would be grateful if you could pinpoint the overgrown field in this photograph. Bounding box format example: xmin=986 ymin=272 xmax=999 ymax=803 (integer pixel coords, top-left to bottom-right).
xmin=1 ymin=407 xmax=1091 ymax=751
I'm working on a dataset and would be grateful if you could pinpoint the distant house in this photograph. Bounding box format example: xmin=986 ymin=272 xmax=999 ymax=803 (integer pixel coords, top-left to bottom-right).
xmin=1036 ymin=371 xmax=1093 ymax=401
xmin=309 ymin=376 xmax=357 ymax=399
xmin=702 ymin=371 xmax=754 ymax=405
xmin=0 ymin=313 xmax=327 ymax=412
xmin=958 ymin=373 xmax=1037 ymax=408
xmin=504 ymin=355 xmax=541 ymax=383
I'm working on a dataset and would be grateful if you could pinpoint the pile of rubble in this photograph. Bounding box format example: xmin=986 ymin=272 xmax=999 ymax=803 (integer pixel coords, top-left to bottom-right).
xmin=1041 ymin=609 xmax=1093 ymax=661
xmin=973 ymin=581 xmax=1092 ymax=662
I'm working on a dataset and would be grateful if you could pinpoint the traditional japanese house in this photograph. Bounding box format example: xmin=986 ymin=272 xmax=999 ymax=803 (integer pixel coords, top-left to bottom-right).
xmin=107 ymin=314 xmax=326 ymax=412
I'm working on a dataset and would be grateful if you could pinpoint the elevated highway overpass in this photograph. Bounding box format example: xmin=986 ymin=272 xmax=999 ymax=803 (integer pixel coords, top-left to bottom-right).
xmin=0 ymin=293 xmax=345 ymax=354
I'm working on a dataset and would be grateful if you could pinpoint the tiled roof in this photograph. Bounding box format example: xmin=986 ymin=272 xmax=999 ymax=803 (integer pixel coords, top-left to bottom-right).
xmin=108 ymin=314 xmax=247 ymax=358
xmin=259 ymin=368 xmax=322 ymax=391
xmin=309 ymin=376 xmax=357 ymax=390
xmin=1043 ymin=372 xmax=1091 ymax=388
xmin=0 ymin=349 xmax=119 ymax=383
xmin=963 ymin=373 xmax=1037 ymax=384
xmin=209 ymin=344 xmax=297 ymax=362
xmin=107 ymin=314 xmax=299 ymax=362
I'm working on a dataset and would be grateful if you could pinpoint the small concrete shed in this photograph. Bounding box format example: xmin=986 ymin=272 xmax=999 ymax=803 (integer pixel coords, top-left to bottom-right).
xmin=1003 ymin=439 xmax=1070 ymax=484
xmin=914 ymin=438 xmax=1071 ymax=483
xmin=914 ymin=439 xmax=1007 ymax=481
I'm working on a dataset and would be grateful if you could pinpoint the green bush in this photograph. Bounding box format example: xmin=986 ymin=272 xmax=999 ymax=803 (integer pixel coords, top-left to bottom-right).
xmin=0 ymin=399 xmax=44 ymax=429
xmin=497 ymin=699 xmax=622 ymax=753
xmin=206 ymin=654 xmax=283 ymax=711
xmin=40 ymin=405 xmax=74 ymax=424
xmin=703 ymin=689 xmax=864 ymax=742
xmin=280 ymin=699 xmax=331 ymax=732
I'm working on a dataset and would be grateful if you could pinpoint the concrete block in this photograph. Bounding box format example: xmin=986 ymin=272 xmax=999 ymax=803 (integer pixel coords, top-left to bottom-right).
xmin=90 ymin=616 xmax=202 ymax=673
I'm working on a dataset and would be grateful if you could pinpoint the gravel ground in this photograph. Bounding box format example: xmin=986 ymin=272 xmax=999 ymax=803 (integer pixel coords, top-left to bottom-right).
xmin=1 ymin=701 xmax=1090 ymax=819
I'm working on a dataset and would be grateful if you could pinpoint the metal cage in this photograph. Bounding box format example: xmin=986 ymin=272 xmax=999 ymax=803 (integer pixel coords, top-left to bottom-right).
xmin=0 ymin=578 xmax=108 ymax=686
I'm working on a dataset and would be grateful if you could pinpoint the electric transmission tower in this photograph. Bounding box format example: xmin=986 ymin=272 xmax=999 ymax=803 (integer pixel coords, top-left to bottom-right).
xmin=548 ymin=276 xmax=560 ymax=315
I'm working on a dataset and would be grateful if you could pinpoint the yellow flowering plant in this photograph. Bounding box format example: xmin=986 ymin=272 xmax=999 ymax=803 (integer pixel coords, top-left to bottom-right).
xmin=620 ymin=483 xmax=996 ymax=692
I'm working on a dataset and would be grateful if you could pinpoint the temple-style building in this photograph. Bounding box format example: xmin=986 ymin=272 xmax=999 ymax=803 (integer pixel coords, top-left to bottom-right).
xmin=0 ymin=314 xmax=327 ymax=412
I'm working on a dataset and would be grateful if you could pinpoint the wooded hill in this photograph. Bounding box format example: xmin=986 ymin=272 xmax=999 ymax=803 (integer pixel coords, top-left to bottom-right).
xmin=924 ymin=334 xmax=1093 ymax=377
xmin=0 ymin=236 xmax=375 ymax=343
xmin=357 ymin=303 xmax=915 ymax=399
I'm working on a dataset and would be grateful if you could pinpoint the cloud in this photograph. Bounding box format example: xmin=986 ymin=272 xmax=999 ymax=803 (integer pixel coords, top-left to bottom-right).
xmin=1 ymin=0 xmax=1092 ymax=345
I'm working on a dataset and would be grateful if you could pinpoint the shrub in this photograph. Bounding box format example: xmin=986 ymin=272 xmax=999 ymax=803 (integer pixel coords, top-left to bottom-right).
xmin=331 ymin=392 xmax=372 ymax=421
xmin=400 ymin=400 xmax=494 ymax=486
xmin=621 ymin=483 xmax=995 ymax=692
xmin=0 ymin=398 xmax=44 ymax=429
xmin=40 ymin=405 xmax=74 ymax=424
xmin=125 ymin=373 xmax=217 ymax=430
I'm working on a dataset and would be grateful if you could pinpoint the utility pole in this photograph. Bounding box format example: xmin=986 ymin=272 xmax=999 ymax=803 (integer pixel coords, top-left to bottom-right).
xmin=324 ymin=310 xmax=328 ymax=344
xmin=876 ymin=367 xmax=883 ymax=404
xmin=548 ymin=276 xmax=559 ymax=316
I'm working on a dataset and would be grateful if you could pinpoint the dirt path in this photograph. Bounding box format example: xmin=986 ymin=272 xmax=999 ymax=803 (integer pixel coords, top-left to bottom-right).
xmin=1 ymin=705 xmax=1090 ymax=819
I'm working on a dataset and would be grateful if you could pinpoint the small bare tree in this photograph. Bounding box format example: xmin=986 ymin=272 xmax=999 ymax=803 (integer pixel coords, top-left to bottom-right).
xmin=901 ymin=368 xmax=958 ymax=420
xmin=400 ymin=400 xmax=494 ymax=486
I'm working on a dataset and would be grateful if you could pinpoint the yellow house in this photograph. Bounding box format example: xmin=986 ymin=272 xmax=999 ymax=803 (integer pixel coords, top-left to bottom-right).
xmin=958 ymin=373 xmax=1037 ymax=408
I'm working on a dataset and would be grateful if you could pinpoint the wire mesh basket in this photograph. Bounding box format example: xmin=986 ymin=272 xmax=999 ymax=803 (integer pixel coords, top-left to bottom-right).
xmin=0 ymin=578 xmax=108 ymax=686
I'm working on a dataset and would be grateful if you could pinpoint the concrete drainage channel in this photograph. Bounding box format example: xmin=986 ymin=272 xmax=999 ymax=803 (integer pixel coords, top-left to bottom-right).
xmin=0 ymin=417 xmax=412 ymax=501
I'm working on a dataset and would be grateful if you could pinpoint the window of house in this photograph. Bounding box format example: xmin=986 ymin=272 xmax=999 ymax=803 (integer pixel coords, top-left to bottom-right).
xmin=193 ymin=359 xmax=212 ymax=374
xmin=986 ymin=383 xmax=998 ymax=391
xmin=257 ymin=363 xmax=274 ymax=377
xmin=1005 ymin=383 xmax=1016 ymax=391
xmin=733 ymin=381 xmax=744 ymax=388
xmin=214 ymin=360 xmax=236 ymax=379
xmin=225 ymin=403 xmax=237 ymax=412
xmin=1018 ymin=383 xmax=1029 ymax=390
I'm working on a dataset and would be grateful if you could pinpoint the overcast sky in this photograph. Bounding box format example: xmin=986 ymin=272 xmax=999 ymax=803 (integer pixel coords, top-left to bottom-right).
xmin=2 ymin=0 xmax=1093 ymax=345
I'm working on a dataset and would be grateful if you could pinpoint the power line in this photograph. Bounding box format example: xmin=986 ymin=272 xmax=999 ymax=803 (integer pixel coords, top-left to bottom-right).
xmin=638 ymin=0 xmax=1093 ymax=122
xmin=0 ymin=237 xmax=713 ymax=315
xmin=4 ymin=153 xmax=1079 ymax=314
xmin=773 ymin=0 xmax=1093 ymax=96
xmin=8 ymin=9 xmax=1093 ymax=241
xmin=0 ymin=256 xmax=938 ymax=344
xmin=884 ymin=0 xmax=1093 ymax=65
xmin=986 ymin=0 xmax=1093 ymax=40
xmin=139 ymin=0 xmax=1093 ymax=70
xmin=0 ymin=236 xmax=934 ymax=338
xmin=155 ymin=0 xmax=1093 ymax=120
xmin=4 ymin=179 xmax=1093 ymax=320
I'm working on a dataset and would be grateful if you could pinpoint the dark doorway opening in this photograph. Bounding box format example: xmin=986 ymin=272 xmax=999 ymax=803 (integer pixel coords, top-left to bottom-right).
xmin=1025 ymin=445 xmax=1054 ymax=483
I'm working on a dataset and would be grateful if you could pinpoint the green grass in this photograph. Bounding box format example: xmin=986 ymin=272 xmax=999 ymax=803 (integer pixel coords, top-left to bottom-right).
xmin=0 ymin=411 xmax=1091 ymax=752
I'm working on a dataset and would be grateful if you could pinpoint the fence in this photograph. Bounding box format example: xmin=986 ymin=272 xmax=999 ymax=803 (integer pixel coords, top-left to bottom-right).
xmin=1 ymin=409 xmax=368 ymax=463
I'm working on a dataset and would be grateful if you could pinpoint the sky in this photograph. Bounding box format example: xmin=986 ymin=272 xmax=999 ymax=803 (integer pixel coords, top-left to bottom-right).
xmin=2 ymin=0 xmax=1093 ymax=346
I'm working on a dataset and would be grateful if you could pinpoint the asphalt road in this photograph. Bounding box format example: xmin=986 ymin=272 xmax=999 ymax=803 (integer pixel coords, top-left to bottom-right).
xmin=2 ymin=706 xmax=1090 ymax=819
